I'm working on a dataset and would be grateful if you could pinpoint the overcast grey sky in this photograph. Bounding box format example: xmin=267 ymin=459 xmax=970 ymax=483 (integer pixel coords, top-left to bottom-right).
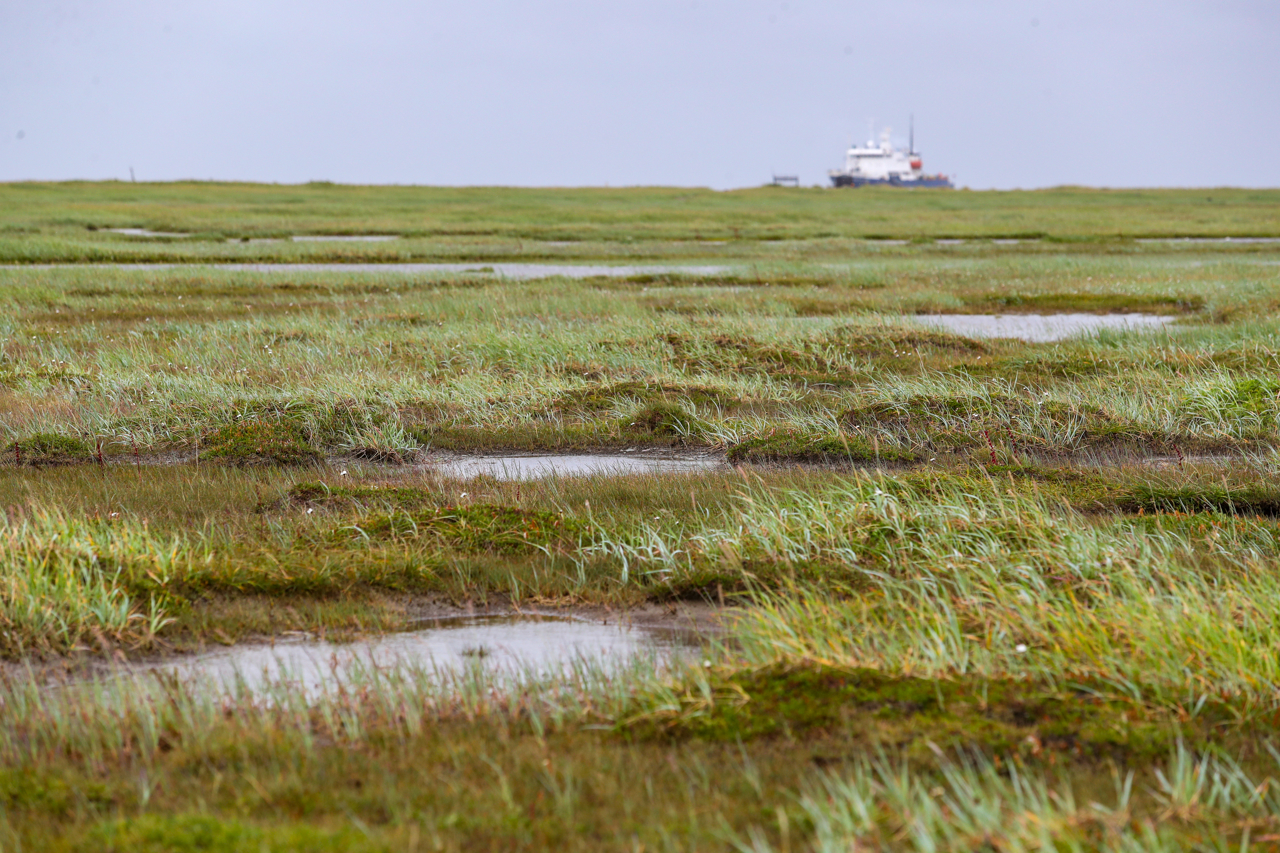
xmin=2 ymin=1 xmax=1277 ymax=189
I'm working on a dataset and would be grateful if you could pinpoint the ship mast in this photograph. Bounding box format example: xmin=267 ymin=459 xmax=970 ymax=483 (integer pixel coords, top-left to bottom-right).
xmin=909 ymin=115 xmax=914 ymax=155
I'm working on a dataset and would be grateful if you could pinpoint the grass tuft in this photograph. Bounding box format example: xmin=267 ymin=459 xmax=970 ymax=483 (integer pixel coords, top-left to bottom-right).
xmin=200 ymin=419 xmax=320 ymax=466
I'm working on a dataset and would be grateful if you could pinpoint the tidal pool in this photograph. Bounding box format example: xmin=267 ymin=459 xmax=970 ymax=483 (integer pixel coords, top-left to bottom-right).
xmin=916 ymin=313 xmax=1175 ymax=343
xmin=145 ymin=614 xmax=700 ymax=697
xmin=428 ymin=453 xmax=723 ymax=481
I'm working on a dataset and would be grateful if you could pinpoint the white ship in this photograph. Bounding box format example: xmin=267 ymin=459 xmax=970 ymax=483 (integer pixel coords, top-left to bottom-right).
xmin=829 ymin=121 xmax=953 ymax=188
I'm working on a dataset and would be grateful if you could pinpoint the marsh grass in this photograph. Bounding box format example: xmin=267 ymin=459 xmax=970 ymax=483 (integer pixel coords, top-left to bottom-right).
xmin=2 ymin=195 xmax=1280 ymax=847
xmin=2 ymin=256 xmax=1278 ymax=459
xmin=2 ymin=185 xmax=1277 ymax=263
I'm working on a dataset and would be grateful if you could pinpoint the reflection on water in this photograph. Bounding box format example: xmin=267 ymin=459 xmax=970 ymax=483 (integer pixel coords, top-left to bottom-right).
xmin=429 ymin=453 xmax=722 ymax=481
xmin=146 ymin=615 xmax=699 ymax=696
xmin=291 ymin=235 xmax=398 ymax=242
xmin=916 ymin=313 xmax=1175 ymax=343
xmin=106 ymin=228 xmax=191 ymax=238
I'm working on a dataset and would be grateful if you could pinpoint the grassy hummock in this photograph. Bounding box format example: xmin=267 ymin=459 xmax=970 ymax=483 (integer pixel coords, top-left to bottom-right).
xmin=200 ymin=419 xmax=319 ymax=465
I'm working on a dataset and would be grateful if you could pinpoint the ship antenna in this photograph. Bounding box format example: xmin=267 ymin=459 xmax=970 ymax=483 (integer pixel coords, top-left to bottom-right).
xmin=909 ymin=115 xmax=914 ymax=155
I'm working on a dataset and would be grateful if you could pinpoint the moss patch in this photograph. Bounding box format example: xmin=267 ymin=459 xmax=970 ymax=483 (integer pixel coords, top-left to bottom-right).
xmin=626 ymin=663 xmax=1214 ymax=761
xmin=201 ymin=419 xmax=319 ymax=466
xmin=8 ymin=433 xmax=93 ymax=466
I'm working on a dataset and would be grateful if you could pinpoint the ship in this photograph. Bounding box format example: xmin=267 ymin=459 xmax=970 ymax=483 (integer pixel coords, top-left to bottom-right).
xmin=829 ymin=120 xmax=953 ymax=188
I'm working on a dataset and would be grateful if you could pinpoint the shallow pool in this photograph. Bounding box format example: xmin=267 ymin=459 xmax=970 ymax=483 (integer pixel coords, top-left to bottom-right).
xmin=428 ymin=453 xmax=722 ymax=481
xmin=145 ymin=614 xmax=700 ymax=697
xmin=916 ymin=313 xmax=1175 ymax=342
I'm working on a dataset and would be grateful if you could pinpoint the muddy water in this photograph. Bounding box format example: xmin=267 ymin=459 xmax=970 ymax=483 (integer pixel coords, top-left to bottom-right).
xmin=148 ymin=614 xmax=700 ymax=696
xmin=429 ymin=453 xmax=722 ymax=480
xmin=917 ymin=313 xmax=1175 ymax=343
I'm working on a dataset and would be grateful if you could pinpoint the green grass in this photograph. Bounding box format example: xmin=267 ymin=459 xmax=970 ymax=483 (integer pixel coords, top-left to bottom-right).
xmin=3 ymin=187 xmax=1280 ymax=848
xmin=0 ymin=183 xmax=1278 ymax=266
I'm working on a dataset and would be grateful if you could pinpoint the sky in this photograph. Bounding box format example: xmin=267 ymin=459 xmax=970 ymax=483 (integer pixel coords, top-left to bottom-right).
xmin=1 ymin=0 xmax=1277 ymax=189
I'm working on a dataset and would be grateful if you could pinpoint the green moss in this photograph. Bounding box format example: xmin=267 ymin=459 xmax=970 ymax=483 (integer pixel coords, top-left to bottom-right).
xmin=726 ymin=432 xmax=918 ymax=465
xmin=626 ymin=663 xmax=1188 ymax=761
xmin=201 ymin=419 xmax=319 ymax=466
xmin=8 ymin=433 xmax=93 ymax=466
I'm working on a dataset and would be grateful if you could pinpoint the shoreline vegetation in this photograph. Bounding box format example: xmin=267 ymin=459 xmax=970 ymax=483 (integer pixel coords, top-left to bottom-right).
xmin=1 ymin=183 xmax=1280 ymax=848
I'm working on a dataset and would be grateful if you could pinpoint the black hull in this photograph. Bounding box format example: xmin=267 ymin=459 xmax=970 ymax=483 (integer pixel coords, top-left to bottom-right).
xmin=830 ymin=174 xmax=953 ymax=189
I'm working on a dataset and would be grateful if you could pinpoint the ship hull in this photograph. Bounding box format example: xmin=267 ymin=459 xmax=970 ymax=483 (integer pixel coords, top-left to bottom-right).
xmin=830 ymin=174 xmax=953 ymax=189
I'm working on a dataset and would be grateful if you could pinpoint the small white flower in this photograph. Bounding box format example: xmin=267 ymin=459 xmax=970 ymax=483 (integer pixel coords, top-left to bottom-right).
xmin=1015 ymin=644 xmax=1028 ymax=653
xmin=306 ymin=508 xmax=314 ymax=514
xmin=339 ymin=469 xmax=348 ymax=476
xmin=460 ymin=492 xmax=468 ymax=498
xmin=703 ymin=660 xmax=712 ymax=668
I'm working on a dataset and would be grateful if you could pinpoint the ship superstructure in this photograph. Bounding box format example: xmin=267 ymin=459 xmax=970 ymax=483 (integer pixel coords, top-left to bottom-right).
xmin=829 ymin=122 xmax=953 ymax=188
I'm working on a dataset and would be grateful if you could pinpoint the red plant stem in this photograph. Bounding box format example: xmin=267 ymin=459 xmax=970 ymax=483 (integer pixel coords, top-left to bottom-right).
xmin=1006 ymin=426 xmax=1020 ymax=463
xmin=96 ymin=437 xmax=105 ymax=467
xmin=983 ymin=429 xmax=998 ymax=465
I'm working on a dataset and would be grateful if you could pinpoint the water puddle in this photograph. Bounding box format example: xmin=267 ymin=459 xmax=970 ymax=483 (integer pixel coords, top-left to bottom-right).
xmin=1137 ymin=237 xmax=1280 ymax=244
xmin=145 ymin=614 xmax=700 ymax=697
xmin=291 ymin=235 xmax=399 ymax=242
xmin=916 ymin=313 xmax=1175 ymax=342
xmin=428 ymin=453 xmax=723 ymax=480
xmin=106 ymin=228 xmax=192 ymax=238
